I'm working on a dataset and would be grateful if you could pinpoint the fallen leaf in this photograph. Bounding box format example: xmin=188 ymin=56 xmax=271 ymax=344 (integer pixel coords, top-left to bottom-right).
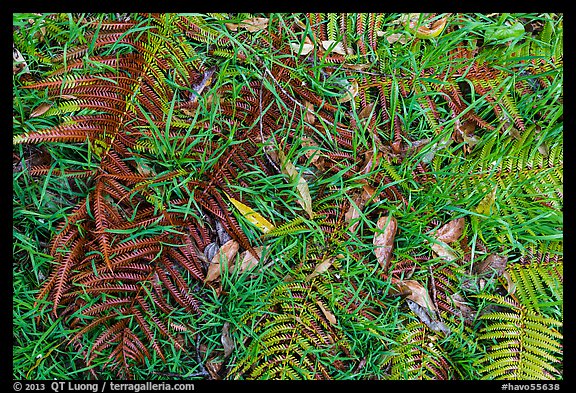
xmin=321 ymin=40 xmax=347 ymax=55
xmin=240 ymin=17 xmax=269 ymax=32
xmin=342 ymin=63 xmax=371 ymax=71
xmin=236 ymin=248 xmax=261 ymax=274
xmin=407 ymin=299 xmax=450 ymax=335
xmin=431 ymin=243 xmax=458 ymax=261
xmin=316 ymin=300 xmax=337 ymax=325
xmin=338 ymin=79 xmax=359 ymax=103
xmin=226 ymin=194 xmax=275 ymax=233
xmin=290 ymin=42 xmax=314 ymax=56
xmin=225 ymin=22 xmax=239 ymax=31
xmin=204 ymin=240 xmax=239 ymax=283
xmin=221 ymin=322 xmax=234 ymax=358
xmin=306 ymin=257 xmax=334 ymax=280
xmin=358 ymin=102 xmax=376 ymax=120
xmin=373 ymin=216 xmax=397 ymax=271
xmin=406 ymin=14 xmax=450 ymax=39
xmin=537 ymin=143 xmax=549 ymax=157
xmin=473 ymin=253 xmax=508 ymax=277
xmin=502 ymin=271 xmax=517 ymax=295
xmin=30 ymin=103 xmax=52 ymax=118
xmin=386 ymin=33 xmax=408 ymax=44
xmin=475 ymin=187 xmax=497 ymax=216
xmin=13 ymin=44 xmax=29 ymax=74
xmin=450 ymin=293 xmax=476 ymax=323
xmin=303 ymin=101 xmax=316 ymax=125
xmin=278 ymin=150 xmax=314 ymax=218
xmin=399 ymin=279 xmax=437 ymax=313
xmin=434 ymin=218 xmax=465 ymax=243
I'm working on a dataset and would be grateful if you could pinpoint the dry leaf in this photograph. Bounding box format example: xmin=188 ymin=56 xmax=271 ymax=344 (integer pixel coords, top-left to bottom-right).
xmin=321 ymin=40 xmax=347 ymax=55
xmin=204 ymin=240 xmax=239 ymax=283
xmin=399 ymin=280 xmax=437 ymax=313
xmin=290 ymin=42 xmax=314 ymax=56
xmin=502 ymin=271 xmax=517 ymax=295
xmin=406 ymin=14 xmax=449 ymax=39
xmin=13 ymin=44 xmax=29 ymax=74
xmin=236 ymin=248 xmax=261 ymax=274
xmin=342 ymin=63 xmax=371 ymax=71
xmin=358 ymin=102 xmax=375 ymax=120
xmin=373 ymin=216 xmax=397 ymax=271
xmin=434 ymin=218 xmax=465 ymax=243
xmin=537 ymin=143 xmax=549 ymax=157
xmin=240 ymin=17 xmax=269 ymax=32
xmin=225 ymin=22 xmax=239 ymax=31
xmin=303 ymin=101 xmax=316 ymax=125
xmin=226 ymin=194 xmax=275 ymax=233
xmin=278 ymin=150 xmax=314 ymax=218
xmin=338 ymin=79 xmax=359 ymax=103
xmin=450 ymin=293 xmax=476 ymax=323
xmin=386 ymin=33 xmax=407 ymax=44
xmin=473 ymin=253 xmax=508 ymax=277
xmin=407 ymin=299 xmax=450 ymax=335
xmin=431 ymin=243 xmax=458 ymax=261
xmin=221 ymin=322 xmax=234 ymax=358
xmin=30 ymin=103 xmax=52 ymax=118
xmin=306 ymin=257 xmax=334 ymax=280
xmin=316 ymin=300 xmax=337 ymax=325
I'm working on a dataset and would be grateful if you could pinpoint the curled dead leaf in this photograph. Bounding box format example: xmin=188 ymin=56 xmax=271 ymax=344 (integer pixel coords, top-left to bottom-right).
xmin=236 ymin=247 xmax=262 ymax=274
xmin=473 ymin=253 xmax=508 ymax=277
xmin=373 ymin=216 xmax=397 ymax=271
xmin=406 ymin=14 xmax=450 ymax=39
xmin=386 ymin=32 xmax=408 ymax=44
xmin=303 ymin=101 xmax=316 ymax=125
xmin=407 ymin=299 xmax=450 ymax=335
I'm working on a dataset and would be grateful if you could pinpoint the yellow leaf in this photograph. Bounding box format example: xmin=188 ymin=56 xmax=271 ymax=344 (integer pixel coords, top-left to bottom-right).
xmin=226 ymin=194 xmax=275 ymax=234
xmin=406 ymin=14 xmax=449 ymax=39
xmin=278 ymin=150 xmax=314 ymax=218
xmin=475 ymin=186 xmax=497 ymax=216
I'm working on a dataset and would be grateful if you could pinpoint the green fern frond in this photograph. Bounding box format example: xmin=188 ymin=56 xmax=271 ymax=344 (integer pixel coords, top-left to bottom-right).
xmin=476 ymin=262 xmax=563 ymax=380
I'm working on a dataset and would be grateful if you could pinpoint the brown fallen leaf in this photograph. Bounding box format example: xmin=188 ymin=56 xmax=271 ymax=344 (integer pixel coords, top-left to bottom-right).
xmin=316 ymin=300 xmax=337 ymax=325
xmin=30 ymin=103 xmax=52 ymax=118
xmin=204 ymin=239 xmax=239 ymax=283
xmin=240 ymin=17 xmax=269 ymax=32
xmin=358 ymin=102 xmax=376 ymax=120
xmin=221 ymin=322 xmax=234 ymax=358
xmin=373 ymin=216 xmax=397 ymax=271
xmin=303 ymin=101 xmax=316 ymax=125
xmin=13 ymin=44 xmax=29 ymax=75
xmin=290 ymin=36 xmax=315 ymax=56
xmin=407 ymin=299 xmax=450 ymax=335
xmin=235 ymin=247 xmax=262 ymax=274
xmin=473 ymin=253 xmax=508 ymax=277
xmin=306 ymin=256 xmax=334 ymax=280
xmin=398 ymin=279 xmax=437 ymax=313
xmin=385 ymin=32 xmax=408 ymax=44
xmin=450 ymin=293 xmax=476 ymax=323
xmin=434 ymin=218 xmax=465 ymax=243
